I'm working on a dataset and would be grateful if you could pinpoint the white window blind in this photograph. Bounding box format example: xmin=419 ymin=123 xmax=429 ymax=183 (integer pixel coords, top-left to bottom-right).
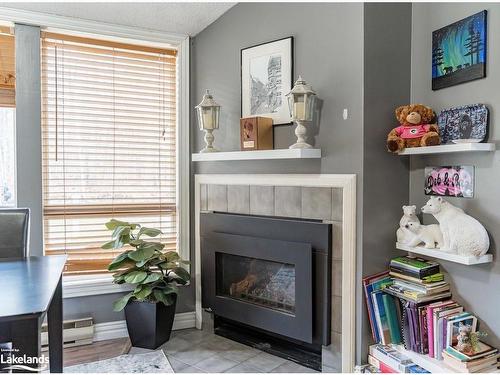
xmin=0 ymin=26 xmax=16 ymax=207
xmin=0 ymin=26 xmax=15 ymax=107
xmin=41 ymin=32 xmax=178 ymax=274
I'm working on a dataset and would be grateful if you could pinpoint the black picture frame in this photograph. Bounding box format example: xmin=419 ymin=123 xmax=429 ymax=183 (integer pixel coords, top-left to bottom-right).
xmin=240 ymin=36 xmax=294 ymax=125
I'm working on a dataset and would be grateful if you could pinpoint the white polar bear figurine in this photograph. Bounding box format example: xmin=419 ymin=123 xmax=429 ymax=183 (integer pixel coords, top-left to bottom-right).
xmin=396 ymin=205 xmax=420 ymax=244
xmin=405 ymin=221 xmax=444 ymax=249
xmin=421 ymin=196 xmax=489 ymax=256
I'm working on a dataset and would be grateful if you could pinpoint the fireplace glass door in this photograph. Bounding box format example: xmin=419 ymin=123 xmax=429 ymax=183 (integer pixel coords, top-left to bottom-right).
xmin=216 ymin=253 xmax=296 ymax=315
xmin=202 ymin=231 xmax=313 ymax=343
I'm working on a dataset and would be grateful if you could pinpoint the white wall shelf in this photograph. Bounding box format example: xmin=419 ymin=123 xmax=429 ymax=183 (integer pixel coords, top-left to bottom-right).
xmin=395 ymin=346 xmax=455 ymax=373
xmin=396 ymin=243 xmax=493 ymax=265
xmin=192 ymin=148 xmax=321 ymax=161
xmin=397 ymin=142 xmax=495 ymax=155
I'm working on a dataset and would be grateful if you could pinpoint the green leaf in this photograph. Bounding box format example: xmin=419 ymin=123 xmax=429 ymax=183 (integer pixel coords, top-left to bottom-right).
xmin=153 ymin=288 xmax=167 ymax=304
xmin=105 ymin=219 xmax=130 ymax=231
xmin=140 ymin=242 xmax=164 ymax=251
xmin=112 ymin=225 xmax=130 ymax=239
xmin=153 ymin=289 xmax=176 ymax=306
xmin=113 ymin=237 xmax=125 ymax=249
xmin=113 ymin=274 xmax=124 ymax=280
xmin=172 ymin=267 xmax=190 ymax=282
xmin=113 ymin=292 xmax=133 ymax=311
xmin=159 ymin=261 xmax=176 ymax=270
xmin=108 ymin=259 xmax=135 ymax=272
xmin=128 ymin=246 xmax=155 ymax=262
xmin=112 ymin=272 xmax=130 ymax=284
xmin=164 ymin=294 xmax=176 ymax=305
xmin=133 ymin=285 xmax=153 ymax=300
xmin=149 ymin=258 xmax=164 ymax=266
xmin=120 ymin=233 xmax=131 ymax=245
xmin=160 ymin=284 xmax=178 ymax=295
xmin=124 ymin=270 xmax=148 ymax=284
xmin=138 ymin=227 xmax=162 ymax=238
xmin=112 ymin=267 xmax=133 ymax=277
xmin=142 ymin=272 xmax=162 ymax=284
xmin=129 ymin=239 xmax=144 ymax=247
xmin=101 ymin=240 xmax=116 ymax=249
xmin=165 ymin=251 xmax=180 ymax=262
xmin=108 ymin=251 xmax=131 ymax=270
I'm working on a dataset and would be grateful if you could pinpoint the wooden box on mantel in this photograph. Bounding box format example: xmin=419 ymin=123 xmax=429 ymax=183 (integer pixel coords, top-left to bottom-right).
xmin=240 ymin=116 xmax=273 ymax=151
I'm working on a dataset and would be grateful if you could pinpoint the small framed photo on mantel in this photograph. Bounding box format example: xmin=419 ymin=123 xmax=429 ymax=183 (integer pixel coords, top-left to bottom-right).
xmin=241 ymin=37 xmax=294 ymax=125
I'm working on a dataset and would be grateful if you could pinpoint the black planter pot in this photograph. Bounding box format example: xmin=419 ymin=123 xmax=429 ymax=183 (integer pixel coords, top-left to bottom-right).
xmin=124 ymin=295 xmax=177 ymax=349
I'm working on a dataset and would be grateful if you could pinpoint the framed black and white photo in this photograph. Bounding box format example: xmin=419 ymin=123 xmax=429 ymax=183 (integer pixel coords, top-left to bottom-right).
xmin=241 ymin=37 xmax=293 ymax=125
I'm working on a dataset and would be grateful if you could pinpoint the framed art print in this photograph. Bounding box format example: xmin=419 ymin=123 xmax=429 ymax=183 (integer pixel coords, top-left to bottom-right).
xmin=424 ymin=166 xmax=474 ymax=198
xmin=241 ymin=37 xmax=293 ymax=125
xmin=432 ymin=10 xmax=487 ymax=90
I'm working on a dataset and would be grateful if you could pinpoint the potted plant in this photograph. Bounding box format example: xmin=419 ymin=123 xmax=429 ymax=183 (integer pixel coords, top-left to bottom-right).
xmin=102 ymin=219 xmax=190 ymax=349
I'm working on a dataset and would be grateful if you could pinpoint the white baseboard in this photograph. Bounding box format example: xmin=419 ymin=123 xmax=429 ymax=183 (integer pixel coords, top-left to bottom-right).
xmin=93 ymin=311 xmax=196 ymax=342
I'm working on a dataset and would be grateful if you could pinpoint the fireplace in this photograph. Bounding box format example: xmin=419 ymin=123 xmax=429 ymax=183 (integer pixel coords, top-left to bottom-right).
xmin=201 ymin=212 xmax=332 ymax=370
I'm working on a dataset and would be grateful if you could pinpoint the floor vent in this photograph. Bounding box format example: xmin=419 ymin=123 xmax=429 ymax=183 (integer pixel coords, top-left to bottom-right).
xmin=41 ymin=317 xmax=94 ymax=349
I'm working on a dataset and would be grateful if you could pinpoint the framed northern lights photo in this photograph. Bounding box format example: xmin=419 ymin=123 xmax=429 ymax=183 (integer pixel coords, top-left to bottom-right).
xmin=432 ymin=10 xmax=487 ymax=90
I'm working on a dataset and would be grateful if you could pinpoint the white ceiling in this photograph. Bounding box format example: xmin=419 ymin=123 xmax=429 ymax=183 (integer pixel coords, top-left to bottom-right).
xmin=0 ymin=2 xmax=236 ymax=36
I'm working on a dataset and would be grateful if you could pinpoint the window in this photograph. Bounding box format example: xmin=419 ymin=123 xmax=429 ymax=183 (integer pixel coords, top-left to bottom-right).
xmin=0 ymin=26 xmax=16 ymax=207
xmin=41 ymin=32 xmax=178 ymax=275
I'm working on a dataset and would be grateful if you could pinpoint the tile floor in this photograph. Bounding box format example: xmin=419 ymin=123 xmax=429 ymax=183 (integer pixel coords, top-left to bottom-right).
xmin=156 ymin=328 xmax=319 ymax=373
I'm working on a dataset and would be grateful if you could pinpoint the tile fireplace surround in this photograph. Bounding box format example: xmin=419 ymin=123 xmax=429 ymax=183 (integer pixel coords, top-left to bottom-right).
xmin=194 ymin=174 xmax=356 ymax=372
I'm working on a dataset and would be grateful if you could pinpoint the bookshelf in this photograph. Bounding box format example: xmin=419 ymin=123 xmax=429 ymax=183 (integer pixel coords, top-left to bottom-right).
xmin=397 ymin=142 xmax=495 ymax=155
xmin=396 ymin=243 xmax=493 ymax=265
xmin=395 ymin=346 xmax=455 ymax=373
xmin=192 ymin=148 xmax=321 ymax=161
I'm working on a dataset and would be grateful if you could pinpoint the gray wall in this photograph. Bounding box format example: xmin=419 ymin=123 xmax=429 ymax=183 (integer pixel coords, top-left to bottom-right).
xmin=192 ymin=2 xmax=412 ymax=364
xmin=191 ymin=2 xmax=365 ymax=363
xmin=362 ymin=2 xmax=411 ymax=361
xmin=192 ymin=3 xmax=364 ymax=176
xmin=411 ymin=3 xmax=500 ymax=348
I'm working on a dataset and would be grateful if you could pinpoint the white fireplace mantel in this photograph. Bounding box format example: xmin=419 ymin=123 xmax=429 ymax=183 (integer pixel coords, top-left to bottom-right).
xmin=194 ymin=174 xmax=357 ymax=372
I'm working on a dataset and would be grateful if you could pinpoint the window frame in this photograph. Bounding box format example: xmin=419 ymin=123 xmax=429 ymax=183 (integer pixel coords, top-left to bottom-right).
xmin=0 ymin=8 xmax=190 ymax=296
xmin=0 ymin=24 xmax=17 ymax=209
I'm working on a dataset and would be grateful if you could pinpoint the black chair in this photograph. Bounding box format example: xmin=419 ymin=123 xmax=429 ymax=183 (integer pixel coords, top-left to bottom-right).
xmin=0 ymin=208 xmax=30 ymax=258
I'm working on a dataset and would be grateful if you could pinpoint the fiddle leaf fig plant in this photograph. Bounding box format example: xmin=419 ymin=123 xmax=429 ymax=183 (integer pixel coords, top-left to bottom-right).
xmin=102 ymin=219 xmax=190 ymax=312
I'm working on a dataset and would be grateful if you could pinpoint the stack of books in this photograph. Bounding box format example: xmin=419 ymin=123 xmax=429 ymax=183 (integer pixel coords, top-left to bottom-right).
xmin=364 ymin=255 xmax=500 ymax=373
xmin=383 ymin=257 xmax=451 ymax=354
xmin=443 ymin=341 xmax=499 ymax=372
xmin=368 ymin=344 xmax=430 ymax=373
xmin=385 ymin=256 xmax=451 ymax=304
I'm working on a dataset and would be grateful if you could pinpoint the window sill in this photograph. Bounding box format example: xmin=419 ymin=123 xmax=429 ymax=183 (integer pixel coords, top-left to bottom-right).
xmin=62 ymin=274 xmax=191 ymax=299
xmin=63 ymin=274 xmax=133 ymax=299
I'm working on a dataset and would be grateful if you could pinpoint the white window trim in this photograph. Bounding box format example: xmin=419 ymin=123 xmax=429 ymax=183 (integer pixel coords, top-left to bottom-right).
xmin=63 ymin=274 xmax=133 ymax=299
xmin=0 ymin=7 xmax=191 ymax=297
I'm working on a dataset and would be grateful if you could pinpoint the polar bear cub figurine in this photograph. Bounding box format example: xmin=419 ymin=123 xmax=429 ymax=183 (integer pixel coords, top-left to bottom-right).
xmin=421 ymin=196 xmax=489 ymax=256
xmin=396 ymin=205 xmax=420 ymax=244
xmin=405 ymin=221 xmax=444 ymax=249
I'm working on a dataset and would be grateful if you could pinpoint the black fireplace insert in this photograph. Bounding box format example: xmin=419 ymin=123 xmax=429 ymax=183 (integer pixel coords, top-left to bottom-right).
xmin=201 ymin=212 xmax=332 ymax=370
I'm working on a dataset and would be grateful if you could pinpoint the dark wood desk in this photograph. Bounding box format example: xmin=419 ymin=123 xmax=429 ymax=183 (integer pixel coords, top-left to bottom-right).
xmin=0 ymin=256 xmax=66 ymax=373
